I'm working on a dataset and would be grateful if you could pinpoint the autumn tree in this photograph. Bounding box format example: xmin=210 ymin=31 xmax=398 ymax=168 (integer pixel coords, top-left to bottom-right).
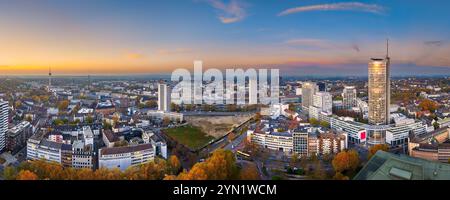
xmin=290 ymin=153 xmax=299 ymax=168
xmin=419 ymin=99 xmax=439 ymax=112
xmin=332 ymin=150 xmax=360 ymax=173
xmin=162 ymin=117 xmax=171 ymax=126
xmin=168 ymin=155 xmax=181 ymax=175
xmin=333 ymin=172 xmax=350 ymax=180
xmin=16 ymin=170 xmax=38 ymax=180
xmin=26 ymin=115 xmax=32 ymax=122
xmin=226 ymin=104 xmax=237 ymax=112
xmin=310 ymin=162 xmax=327 ymax=180
xmin=14 ymin=100 xmax=22 ymax=108
xmin=177 ymin=149 xmax=238 ymax=180
xmin=254 ymin=112 xmax=262 ymax=122
xmin=145 ymin=100 xmax=157 ymax=108
xmin=163 ymin=174 xmax=178 ymax=180
xmin=171 ymin=102 xmax=180 ymax=112
xmin=58 ymin=100 xmax=70 ymax=112
xmin=239 ymin=163 xmax=260 ymax=180
xmin=183 ymin=163 xmax=209 ymax=180
xmin=368 ymin=144 xmax=389 ymax=159
xmin=2 ymin=166 xmax=17 ymax=180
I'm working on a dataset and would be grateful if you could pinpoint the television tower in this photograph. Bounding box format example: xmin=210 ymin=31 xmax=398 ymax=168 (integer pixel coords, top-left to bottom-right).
xmin=48 ymin=66 xmax=52 ymax=92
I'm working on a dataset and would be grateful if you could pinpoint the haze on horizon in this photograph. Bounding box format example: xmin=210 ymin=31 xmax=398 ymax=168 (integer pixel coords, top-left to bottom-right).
xmin=1 ymin=0 xmax=450 ymax=76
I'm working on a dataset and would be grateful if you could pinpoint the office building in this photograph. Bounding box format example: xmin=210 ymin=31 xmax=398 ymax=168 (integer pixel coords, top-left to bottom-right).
xmin=342 ymin=86 xmax=357 ymax=109
xmin=158 ymin=83 xmax=171 ymax=112
xmin=248 ymin=78 xmax=257 ymax=105
xmin=0 ymin=100 xmax=8 ymax=152
xmin=292 ymin=127 xmax=309 ymax=157
xmin=301 ymin=82 xmax=318 ymax=111
xmin=7 ymin=121 xmax=32 ymax=153
xmin=368 ymin=41 xmax=390 ymax=125
xmin=366 ymin=41 xmax=391 ymax=146
xmin=313 ymin=92 xmax=332 ymax=114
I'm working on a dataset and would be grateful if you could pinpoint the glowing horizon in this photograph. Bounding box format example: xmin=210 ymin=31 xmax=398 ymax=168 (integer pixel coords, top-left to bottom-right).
xmin=1 ymin=0 xmax=450 ymax=76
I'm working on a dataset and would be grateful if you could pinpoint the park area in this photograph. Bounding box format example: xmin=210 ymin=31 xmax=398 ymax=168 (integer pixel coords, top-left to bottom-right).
xmin=163 ymin=125 xmax=215 ymax=150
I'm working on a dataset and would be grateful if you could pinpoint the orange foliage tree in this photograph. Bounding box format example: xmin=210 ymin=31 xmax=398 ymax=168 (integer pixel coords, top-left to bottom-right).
xmin=168 ymin=155 xmax=181 ymax=175
xmin=419 ymin=99 xmax=439 ymax=112
xmin=332 ymin=150 xmax=360 ymax=173
xmin=239 ymin=163 xmax=260 ymax=180
xmin=175 ymin=149 xmax=239 ymax=180
xmin=368 ymin=144 xmax=389 ymax=159
xmin=16 ymin=170 xmax=38 ymax=180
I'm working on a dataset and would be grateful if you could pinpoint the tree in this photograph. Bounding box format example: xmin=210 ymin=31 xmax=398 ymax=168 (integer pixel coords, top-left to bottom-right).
xmin=52 ymin=119 xmax=65 ymax=126
xmin=177 ymin=149 xmax=238 ymax=180
xmin=333 ymin=172 xmax=349 ymax=180
xmin=239 ymin=163 xmax=260 ymax=180
xmin=25 ymin=115 xmax=32 ymax=122
xmin=368 ymin=144 xmax=389 ymax=159
xmin=225 ymin=104 xmax=236 ymax=112
xmin=16 ymin=170 xmax=38 ymax=180
xmin=14 ymin=100 xmax=22 ymax=108
xmin=86 ymin=115 xmax=94 ymax=124
xmin=162 ymin=117 xmax=171 ymax=126
xmin=227 ymin=132 xmax=236 ymax=141
xmin=58 ymin=100 xmax=70 ymax=112
xmin=171 ymin=102 xmax=180 ymax=112
xmin=310 ymin=162 xmax=327 ymax=180
xmin=185 ymin=104 xmax=194 ymax=111
xmin=254 ymin=112 xmax=262 ymax=122
xmin=309 ymin=118 xmax=319 ymax=126
xmin=188 ymin=164 xmax=209 ymax=180
xmin=114 ymin=140 xmax=129 ymax=147
xmin=168 ymin=155 xmax=181 ymax=175
xmin=163 ymin=175 xmax=178 ymax=180
xmin=433 ymin=122 xmax=440 ymax=130
xmin=288 ymin=103 xmax=296 ymax=111
xmin=290 ymin=153 xmax=299 ymax=168
xmin=145 ymin=100 xmax=157 ymax=108
xmin=103 ymin=120 xmax=112 ymax=130
xmin=320 ymin=121 xmax=330 ymax=128
xmin=419 ymin=99 xmax=439 ymax=112
xmin=3 ymin=166 xmax=17 ymax=180
xmin=332 ymin=150 xmax=360 ymax=173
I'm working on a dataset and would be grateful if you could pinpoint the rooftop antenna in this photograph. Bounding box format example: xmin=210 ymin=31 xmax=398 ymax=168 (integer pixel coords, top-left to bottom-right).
xmin=386 ymin=38 xmax=389 ymax=59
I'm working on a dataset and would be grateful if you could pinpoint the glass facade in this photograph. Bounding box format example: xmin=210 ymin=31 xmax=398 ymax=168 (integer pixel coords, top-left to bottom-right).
xmin=368 ymin=58 xmax=390 ymax=126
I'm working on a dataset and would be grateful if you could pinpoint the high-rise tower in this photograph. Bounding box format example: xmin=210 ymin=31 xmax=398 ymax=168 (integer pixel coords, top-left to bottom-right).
xmin=368 ymin=40 xmax=390 ymax=125
xmin=158 ymin=83 xmax=171 ymax=112
xmin=342 ymin=86 xmax=357 ymax=109
xmin=0 ymin=100 xmax=8 ymax=152
xmin=301 ymin=82 xmax=318 ymax=111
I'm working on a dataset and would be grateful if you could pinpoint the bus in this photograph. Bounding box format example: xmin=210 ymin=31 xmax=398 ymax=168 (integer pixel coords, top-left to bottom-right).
xmin=236 ymin=151 xmax=252 ymax=161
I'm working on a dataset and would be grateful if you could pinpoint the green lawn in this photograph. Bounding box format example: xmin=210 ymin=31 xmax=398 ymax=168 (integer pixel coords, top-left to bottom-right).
xmin=164 ymin=125 xmax=215 ymax=150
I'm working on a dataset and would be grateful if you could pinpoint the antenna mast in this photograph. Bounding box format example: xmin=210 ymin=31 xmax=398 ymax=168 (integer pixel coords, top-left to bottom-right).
xmin=386 ymin=39 xmax=389 ymax=59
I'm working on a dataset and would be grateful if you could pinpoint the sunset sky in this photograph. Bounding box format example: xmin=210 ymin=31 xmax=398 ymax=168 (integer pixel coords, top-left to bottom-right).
xmin=1 ymin=0 xmax=450 ymax=76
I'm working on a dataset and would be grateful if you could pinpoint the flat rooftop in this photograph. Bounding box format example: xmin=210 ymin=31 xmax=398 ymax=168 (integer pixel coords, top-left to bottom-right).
xmin=354 ymin=151 xmax=450 ymax=180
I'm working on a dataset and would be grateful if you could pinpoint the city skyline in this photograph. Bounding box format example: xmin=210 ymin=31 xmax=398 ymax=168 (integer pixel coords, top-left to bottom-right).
xmin=1 ymin=0 xmax=450 ymax=76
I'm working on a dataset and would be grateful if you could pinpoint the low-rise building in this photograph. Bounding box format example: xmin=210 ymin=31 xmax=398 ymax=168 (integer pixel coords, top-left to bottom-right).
xmin=98 ymin=143 xmax=154 ymax=171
